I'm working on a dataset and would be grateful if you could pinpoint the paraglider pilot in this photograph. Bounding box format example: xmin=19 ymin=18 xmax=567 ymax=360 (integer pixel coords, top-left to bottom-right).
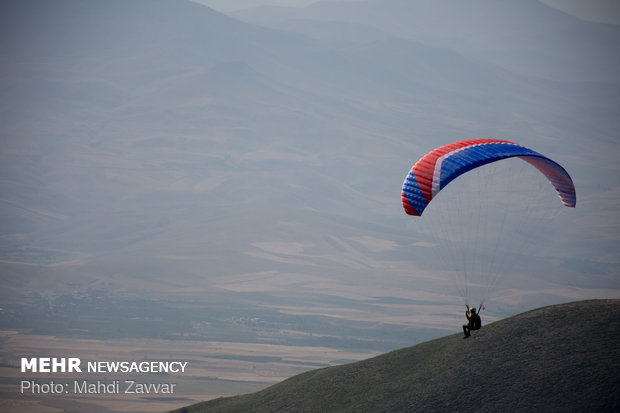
xmin=463 ymin=306 xmax=481 ymax=338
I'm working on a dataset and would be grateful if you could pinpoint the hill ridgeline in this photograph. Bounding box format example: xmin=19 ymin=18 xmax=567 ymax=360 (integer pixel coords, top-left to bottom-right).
xmin=172 ymin=299 xmax=620 ymax=412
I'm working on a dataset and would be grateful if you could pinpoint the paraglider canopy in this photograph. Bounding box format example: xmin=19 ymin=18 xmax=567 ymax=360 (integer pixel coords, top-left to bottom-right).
xmin=402 ymin=139 xmax=576 ymax=216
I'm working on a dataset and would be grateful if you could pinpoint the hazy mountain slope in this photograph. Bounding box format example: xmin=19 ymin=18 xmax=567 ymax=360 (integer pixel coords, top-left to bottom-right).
xmin=2 ymin=0 xmax=590 ymax=269
xmin=231 ymin=0 xmax=620 ymax=83
xmin=173 ymin=299 xmax=620 ymax=412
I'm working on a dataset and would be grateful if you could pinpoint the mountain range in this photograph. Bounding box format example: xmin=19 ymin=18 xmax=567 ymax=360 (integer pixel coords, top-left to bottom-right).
xmin=230 ymin=0 xmax=620 ymax=82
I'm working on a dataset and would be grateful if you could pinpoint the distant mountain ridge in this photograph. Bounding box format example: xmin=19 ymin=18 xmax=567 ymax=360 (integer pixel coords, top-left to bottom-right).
xmin=172 ymin=299 xmax=620 ymax=412
xmin=231 ymin=0 xmax=620 ymax=83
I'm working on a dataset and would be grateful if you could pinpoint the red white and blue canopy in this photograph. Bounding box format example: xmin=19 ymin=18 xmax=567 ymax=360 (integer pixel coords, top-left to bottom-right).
xmin=401 ymin=139 xmax=576 ymax=216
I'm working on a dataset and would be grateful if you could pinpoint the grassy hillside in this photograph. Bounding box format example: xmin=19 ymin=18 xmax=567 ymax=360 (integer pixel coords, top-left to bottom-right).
xmin=172 ymin=299 xmax=620 ymax=412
